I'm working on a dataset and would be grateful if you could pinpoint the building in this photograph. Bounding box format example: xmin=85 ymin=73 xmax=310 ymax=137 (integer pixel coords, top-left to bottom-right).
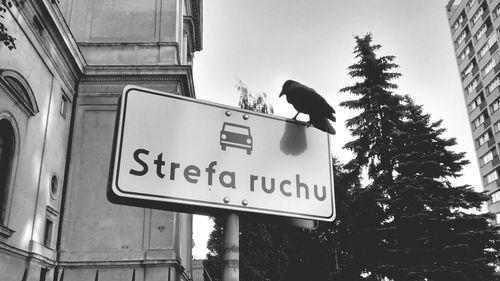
xmin=447 ymin=0 xmax=500 ymax=223
xmin=192 ymin=260 xmax=212 ymax=281
xmin=0 ymin=0 xmax=202 ymax=280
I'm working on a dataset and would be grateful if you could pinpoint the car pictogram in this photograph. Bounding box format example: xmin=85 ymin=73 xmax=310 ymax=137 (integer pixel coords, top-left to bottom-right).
xmin=220 ymin=122 xmax=253 ymax=155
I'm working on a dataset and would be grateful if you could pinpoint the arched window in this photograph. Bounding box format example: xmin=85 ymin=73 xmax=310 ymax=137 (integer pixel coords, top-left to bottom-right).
xmin=0 ymin=69 xmax=38 ymax=116
xmin=0 ymin=119 xmax=14 ymax=225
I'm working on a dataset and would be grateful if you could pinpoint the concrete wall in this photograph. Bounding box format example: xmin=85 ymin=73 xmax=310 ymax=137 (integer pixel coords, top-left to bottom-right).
xmin=59 ymin=0 xmax=190 ymax=66
xmin=59 ymin=66 xmax=195 ymax=281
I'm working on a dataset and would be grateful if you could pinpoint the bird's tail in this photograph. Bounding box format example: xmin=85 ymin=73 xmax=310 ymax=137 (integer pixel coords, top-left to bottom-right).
xmin=309 ymin=116 xmax=336 ymax=135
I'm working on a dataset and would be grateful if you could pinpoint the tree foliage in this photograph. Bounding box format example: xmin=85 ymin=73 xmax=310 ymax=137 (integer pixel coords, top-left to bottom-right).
xmin=204 ymin=79 xmax=347 ymax=281
xmin=236 ymin=79 xmax=274 ymax=114
xmin=1 ymin=0 xmax=16 ymax=50
xmin=205 ymin=161 xmax=353 ymax=281
xmin=337 ymin=34 xmax=500 ymax=280
xmin=1 ymin=0 xmax=60 ymax=50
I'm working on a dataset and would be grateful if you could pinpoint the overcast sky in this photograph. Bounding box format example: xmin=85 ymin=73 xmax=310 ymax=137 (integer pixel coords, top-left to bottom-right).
xmin=191 ymin=0 xmax=475 ymax=259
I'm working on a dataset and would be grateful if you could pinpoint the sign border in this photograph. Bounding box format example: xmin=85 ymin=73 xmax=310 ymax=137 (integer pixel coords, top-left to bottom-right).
xmin=108 ymin=85 xmax=336 ymax=221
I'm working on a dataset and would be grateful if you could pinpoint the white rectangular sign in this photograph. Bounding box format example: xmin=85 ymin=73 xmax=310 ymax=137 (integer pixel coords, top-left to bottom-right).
xmin=108 ymin=86 xmax=335 ymax=221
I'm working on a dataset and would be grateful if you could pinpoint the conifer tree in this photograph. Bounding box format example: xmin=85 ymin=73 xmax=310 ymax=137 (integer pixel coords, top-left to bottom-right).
xmin=339 ymin=34 xmax=500 ymax=280
xmin=377 ymin=98 xmax=500 ymax=280
xmin=339 ymin=33 xmax=406 ymax=279
xmin=205 ymin=80 xmax=351 ymax=281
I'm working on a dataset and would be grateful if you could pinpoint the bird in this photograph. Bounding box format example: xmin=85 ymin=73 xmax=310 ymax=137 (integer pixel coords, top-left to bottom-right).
xmin=279 ymin=80 xmax=336 ymax=135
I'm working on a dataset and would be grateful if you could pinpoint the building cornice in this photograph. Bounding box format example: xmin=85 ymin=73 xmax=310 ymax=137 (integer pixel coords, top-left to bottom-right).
xmin=81 ymin=65 xmax=196 ymax=98
xmin=13 ymin=0 xmax=86 ymax=95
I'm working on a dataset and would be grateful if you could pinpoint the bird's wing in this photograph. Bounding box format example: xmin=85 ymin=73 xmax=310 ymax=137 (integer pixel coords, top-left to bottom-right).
xmin=309 ymin=114 xmax=336 ymax=135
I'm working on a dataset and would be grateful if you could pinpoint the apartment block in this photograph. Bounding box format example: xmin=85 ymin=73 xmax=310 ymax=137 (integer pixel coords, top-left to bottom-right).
xmin=447 ymin=0 xmax=500 ymax=222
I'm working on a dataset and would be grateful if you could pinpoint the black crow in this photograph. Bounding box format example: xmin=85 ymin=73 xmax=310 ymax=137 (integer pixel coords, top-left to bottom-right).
xmin=279 ymin=80 xmax=336 ymax=135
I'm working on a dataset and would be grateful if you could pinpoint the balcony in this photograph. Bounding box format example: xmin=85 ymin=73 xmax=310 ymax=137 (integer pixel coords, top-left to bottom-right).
xmin=484 ymin=117 xmax=492 ymax=128
xmin=467 ymin=0 xmax=481 ymax=16
xmin=485 ymin=178 xmax=500 ymax=193
xmin=475 ymin=26 xmax=493 ymax=47
xmin=488 ymin=136 xmax=496 ymax=147
xmin=475 ymin=81 xmax=484 ymax=93
xmin=448 ymin=2 xmax=466 ymax=23
xmin=471 ymin=16 xmax=484 ymax=35
xmin=456 ymin=34 xmax=472 ymax=54
xmin=493 ymin=0 xmax=500 ymax=10
xmin=495 ymin=62 xmax=500 ymax=74
xmin=480 ymin=99 xmax=487 ymax=109
xmin=493 ymin=155 xmax=500 ymax=166
xmin=488 ymin=85 xmax=500 ymax=97
xmin=490 ymin=42 xmax=498 ymax=56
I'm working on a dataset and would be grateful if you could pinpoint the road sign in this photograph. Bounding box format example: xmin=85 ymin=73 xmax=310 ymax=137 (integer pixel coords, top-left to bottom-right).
xmin=108 ymin=85 xmax=335 ymax=221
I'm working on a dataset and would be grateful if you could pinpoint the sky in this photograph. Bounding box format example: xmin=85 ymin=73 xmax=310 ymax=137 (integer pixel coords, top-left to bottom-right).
xmin=190 ymin=0 xmax=477 ymax=259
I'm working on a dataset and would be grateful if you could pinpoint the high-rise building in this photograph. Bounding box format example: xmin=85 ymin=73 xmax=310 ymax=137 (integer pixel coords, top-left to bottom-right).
xmin=447 ymin=0 xmax=500 ymax=223
xmin=0 ymin=1 xmax=203 ymax=280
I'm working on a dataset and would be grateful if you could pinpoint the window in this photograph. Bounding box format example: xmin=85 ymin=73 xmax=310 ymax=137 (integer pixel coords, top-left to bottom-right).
xmin=459 ymin=44 xmax=472 ymax=62
xmin=492 ymin=97 xmax=500 ymax=112
xmin=491 ymin=190 xmax=500 ymax=203
xmin=488 ymin=76 xmax=500 ymax=94
xmin=43 ymin=218 xmax=53 ymax=248
xmin=50 ymin=175 xmax=58 ymax=198
xmin=494 ymin=3 xmax=500 ymax=18
xmin=485 ymin=169 xmax=498 ymax=185
xmin=60 ymin=94 xmax=67 ymax=118
xmin=472 ymin=111 xmax=487 ymax=129
xmin=472 ymin=6 xmax=484 ymax=25
xmin=464 ymin=60 xmax=476 ymax=76
xmin=483 ymin=58 xmax=496 ymax=75
xmin=495 ymin=120 xmax=500 ymax=133
xmin=467 ymin=0 xmax=477 ymax=9
xmin=480 ymin=149 xmax=495 ymax=166
xmin=469 ymin=93 xmax=484 ymax=112
xmin=466 ymin=77 xmax=479 ymax=95
xmin=475 ymin=23 xmax=488 ymax=41
xmin=39 ymin=268 xmax=48 ymax=281
xmin=477 ymin=130 xmax=492 ymax=146
xmin=457 ymin=29 xmax=469 ymax=46
xmin=453 ymin=13 xmax=465 ymax=31
xmin=496 ymin=212 xmax=500 ymax=224
xmin=0 ymin=120 xmax=14 ymax=225
xmin=479 ymin=34 xmax=497 ymax=58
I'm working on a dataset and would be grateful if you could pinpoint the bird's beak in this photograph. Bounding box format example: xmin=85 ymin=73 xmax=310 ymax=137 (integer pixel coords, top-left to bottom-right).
xmin=279 ymin=90 xmax=284 ymax=97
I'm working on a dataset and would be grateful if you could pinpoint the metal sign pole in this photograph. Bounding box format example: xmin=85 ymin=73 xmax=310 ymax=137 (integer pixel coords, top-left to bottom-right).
xmin=222 ymin=213 xmax=239 ymax=281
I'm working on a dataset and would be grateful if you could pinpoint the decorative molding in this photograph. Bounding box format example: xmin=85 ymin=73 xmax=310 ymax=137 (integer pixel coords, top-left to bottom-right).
xmin=59 ymin=258 xmax=181 ymax=268
xmin=13 ymin=0 xmax=86 ymax=95
xmin=80 ymin=65 xmax=196 ymax=98
xmin=28 ymin=240 xmax=57 ymax=264
xmin=78 ymin=42 xmax=180 ymax=47
xmin=46 ymin=205 xmax=59 ymax=219
xmin=0 ymin=240 xmax=56 ymax=266
xmin=0 ymin=224 xmax=15 ymax=238
xmin=190 ymin=0 xmax=203 ymax=51
xmin=81 ymin=76 xmax=185 ymax=82
xmin=0 ymin=69 xmax=39 ymax=117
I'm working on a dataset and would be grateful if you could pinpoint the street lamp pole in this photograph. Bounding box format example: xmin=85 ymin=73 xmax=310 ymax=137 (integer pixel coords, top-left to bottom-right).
xmin=222 ymin=213 xmax=239 ymax=281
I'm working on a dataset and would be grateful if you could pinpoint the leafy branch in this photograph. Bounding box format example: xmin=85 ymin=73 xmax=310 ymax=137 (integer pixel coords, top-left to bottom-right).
xmin=1 ymin=0 xmax=60 ymax=50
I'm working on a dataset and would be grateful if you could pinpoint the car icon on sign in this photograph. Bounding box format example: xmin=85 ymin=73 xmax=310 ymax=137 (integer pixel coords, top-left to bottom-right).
xmin=220 ymin=122 xmax=253 ymax=155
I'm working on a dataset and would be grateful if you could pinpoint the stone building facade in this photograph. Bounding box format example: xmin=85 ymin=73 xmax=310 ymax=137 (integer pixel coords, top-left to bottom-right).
xmin=0 ymin=0 xmax=202 ymax=280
